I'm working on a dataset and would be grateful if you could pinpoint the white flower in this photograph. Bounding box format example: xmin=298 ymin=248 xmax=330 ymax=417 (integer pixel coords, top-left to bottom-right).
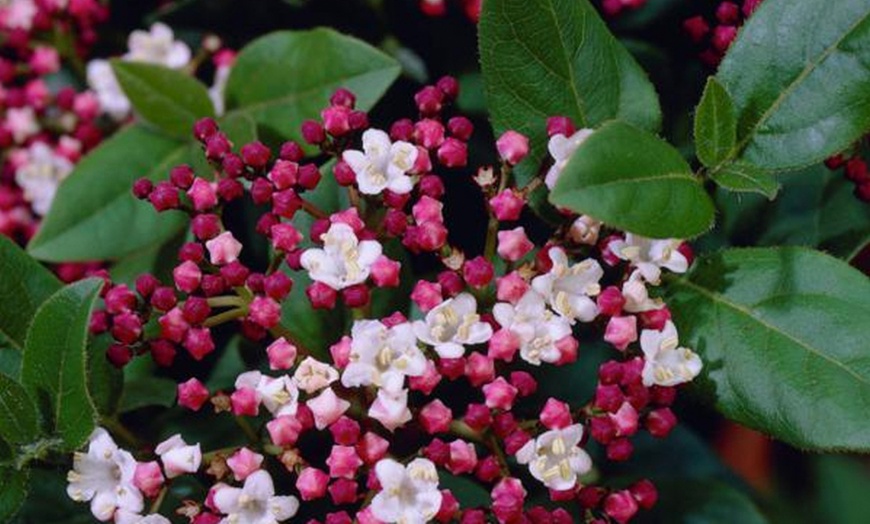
xmin=369 ymin=388 xmax=413 ymax=432
xmin=1 ymin=0 xmax=37 ymax=30
xmin=5 ymin=106 xmax=39 ymax=144
xmin=155 ymin=434 xmax=201 ymax=478
xmin=609 ymin=234 xmax=688 ymax=285
xmin=87 ymin=60 xmax=130 ymax=120
xmin=341 ymin=320 xmax=426 ymax=393
xmin=66 ymin=428 xmax=143 ymax=521
xmin=516 ymin=424 xmax=592 ymax=491
xmin=493 ymin=290 xmax=572 ymax=366
xmin=413 ymin=292 xmax=492 ymax=358
xmin=257 ymin=375 xmax=299 ymax=418
xmin=544 ymin=128 xmax=593 ymax=190
xmin=115 ymin=513 xmax=171 ymax=524
xmin=293 ymin=357 xmax=338 ymax=393
xmin=343 ymin=129 xmax=418 ymax=195
xmin=210 ymin=65 xmax=232 ymax=116
xmin=531 ymin=248 xmax=603 ymax=323
xmin=88 ymin=23 xmax=191 ymax=120
xmin=15 ymin=142 xmax=74 ymax=216
xmin=622 ymin=270 xmax=664 ymax=313
xmin=214 ymin=470 xmax=299 ymax=524
xmin=300 ymin=222 xmax=382 ymax=290
xmin=640 ymin=321 xmax=702 ymax=387
xmin=370 ymin=458 xmax=442 ymax=524
xmin=124 ymin=23 xmax=191 ymax=68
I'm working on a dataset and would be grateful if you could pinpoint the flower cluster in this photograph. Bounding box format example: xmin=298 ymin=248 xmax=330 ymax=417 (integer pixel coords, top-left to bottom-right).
xmin=683 ymin=0 xmax=764 ymax=66
xmin=825 ymin=145 xmax=870 ymax=203
xmin=72 ymin=78 xmax=703 ymax=524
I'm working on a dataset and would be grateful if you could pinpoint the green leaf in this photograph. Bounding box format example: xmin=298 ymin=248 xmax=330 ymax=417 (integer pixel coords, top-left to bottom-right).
xmin=112 ymin=61 xmax=215 ymax=139
xmin=479 ymin=0 xmax=661 ymax=186
xmin=0 ymin=236 xmax=61 ymax=350
xmin=225 ymin=28 xmax=400 ymax=144
xmin=0 ymin=468 xmax=28 ymax=522
xmin=118 ymin=377 xmax=177 ymax=413
xmin=0 ymin=374 xmax=39 ymax=449
xmin=28 ymin=124 xmax=188 ymax=262
xmin=21 ymin=279 xmax=103 ymax=450
xmin=12 ymin=467 xmax=93 ymax=523
xmin=87 ymin=338 xmax=123 ymax=417
xmin=717 ymin=0 xmax=870 ymax=170
xmin=813 ymin=455 xmax=870 ymax=524
xmin=694 ymin=77 xmax=736 ymax=167
xmin=439 ymin=471 xmax=490 ymax=508
xmin=549 ymin=121 xmax=715 ymax=238
xmin=666 ymin=247 xmax=870 ymax=451
xmin=645 ymin=479 xmax=767 ymax=524
xmin=710 ymin=161 xmax=780 ymax=199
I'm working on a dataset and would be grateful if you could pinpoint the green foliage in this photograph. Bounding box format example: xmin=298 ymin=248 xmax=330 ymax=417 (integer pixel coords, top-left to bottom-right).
xmin=0 ymin=374 xmax=40 ymax=454
xmin=118 ymin=376 xmax=178 ymax=413
xmin=717 ymin=0 xmax=870 ymax=169
xmin=709 ymin=161 xmax=779 ymax=200
xmin=0 ymin=237 xmax=61 ymax=351
xmin=111 ymin=61 xmax=215 ymax=139
xmin=694 ymin=77 xmax=736 ymax=168
xmin=549 ymin=121 xmax=715 ymax=238
xmin=21 ymin=279 xmax=103 ymax=451
xmin=479 ymin=0 xmax=661 ymax=186
xmin=666 ymin=248 xmax=870 ymax=451
xmin=27 ymin=125 xmax=188 ymax=262
xmin=0 ymin=468 xmax=29 ymax=522
xmin=646 ymin=479 xmax=768 ymax=524
xmin=225 ymin=28 xmax=401 ymax=145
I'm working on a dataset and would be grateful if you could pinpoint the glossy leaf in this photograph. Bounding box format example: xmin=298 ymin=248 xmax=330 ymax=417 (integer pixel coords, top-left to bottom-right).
xmin=549 ymin=121 xmax=715 ymax=238
xmin=710 ymin=161 xmax=780 ymax=199
xmin=225 ymin=28 xmax=400 ymax=143
xmin=118 ymin=377 xmax=177 ymax=413
xmin=28 ymin=125 xmax=188 ymax=262
xmin=694 ymin=77 xmax=736 ymax=167
xmin=0 ymin=374 xmax=39 ymax=448
xmin=21 ymin=279 xmax=102 ymax=450
xmin=717 ymin=0 xmax=870 ymax=169
xmin=666 ymin=247 xmax=870 ymax=450
xmin=0 ymin=468 xmax=28 ymax=522
xmin=0 ymin=236 xmax=61 ymax=350
xmin=112 ymin=61 xmax=215 ymax=139
xmin=479 ymin=0 xmax=661 ymax=184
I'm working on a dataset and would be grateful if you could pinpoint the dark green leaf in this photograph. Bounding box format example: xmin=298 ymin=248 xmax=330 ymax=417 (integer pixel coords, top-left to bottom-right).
xmin=717 ymin=0 xmax=870 ymax=169
xmin=642 ymin=479 xmax=767 ymax=524
xmin=710 ymin=161 xmax=779 ymax=199
xmin=0 ymin=468 xmax=28 ymax=522
xmin=694 ymin=77 xmax=736 ymax=167
xmin=666 ymin=247 xmax=870 ymax=450
xmin=479 ymin=0 xmax=661 ymax=185
xmin=112 ymin=61 xmax=215 ymax=139
xmin=87 ymin=337 xmax=123 ymax=417
xmin=439 ymin=471 xmax=490 ymax=508
xmin=0 ymin=236 xmax=61 ymax=350
xmin=0 ymin=374 xmax=39 ymax=449
xmin=813 ymin=455 xmax=870 ymax=524
xmin=21 ymin=279 xmax=102 ymax=450
xmin=118 ymin=377 xmax=177 ymax=413
xmin=11 ymin=467 xmax=93 ymax=523
xmin=28 ymin=124 xmax=188 ymax=262
xmin=225 ymin=28 xmax=400 ymax=144
xmin=549 ymin=121 xmax=715 ymax=238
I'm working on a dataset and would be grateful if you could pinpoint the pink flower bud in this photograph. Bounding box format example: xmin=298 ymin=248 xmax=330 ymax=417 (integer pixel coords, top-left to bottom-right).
xmin=267 ymin=160 xmax=298 ymax=189
xmin=639 ymin=307 xmax=671 ymax=330
xmin=356 ymin=431 xmax=390 ymax=465
xmin=597 ymin=286 xmax=625 ymax=316
xmin=711 ymin=24 xmax=738 ymax=52
xmin=226 ymin=447 xmax=264 ymax=481
xmin=415 ymin=85 xmax=444 ymax=115
xmin=488 ymin=328 xmax=520 ymax=362
xmin=412 ymin=195 xmax=444 ymax=224
xmin=546 ymin=116 xmax=576 ymax=137
xmin=187 ymin=178 xmax=218 ymax=212
xmin=609 ymin=401 xmax=639 ymax=437
xmin=329 ymin=478 xmax=359 ymax=505
xmin=159 ymin=307 xmax=189 ymax=343
xmin=496 ymin=131 xmax=529 ymax=165
xmin=419 ymin=400 xmax=453 ymax=434
xmin=231 ymin=387 xmax=260 ymax=416
xmin=264 ymin=337 xmax=297 ymax=370
xmin=177 ymin=378 xmax=210 ymax=411
xmin=184 ymin=327 xmax=215 ymax=360
xmin=29 ymin=46 xmax=60 ymax=75
xmin=321 ymin=105 xmax=352 ymax=137
xmin=264 ymin=272 xmax=293 ymax=301
xmin=594 ymin=383 xmax=624 ymax=413
xmin=437 ymin=489 xmax=460 ymax=523
xmin=446 ymin=440 xmax=477 ymax=475
xmin=683 ymin=15 xmax=710 ymax=42
xmin=465 ymin=353 xmax=495 ymax=387
xmin=604 ymin=490 xmax=639 ymax=524
xmin=489 ymin=189 xmax=524 ymax=222
xmin=447 ymin=116 xmax=474 ymax=141
xmin=133 ymin=461 xmax=164 ymax=498
xmin=370 ymin=256 xmax=401 ymax=287
xmin=307 ymin=388 xmax=350 ymax=430
xmin=205 ymin=231 xmax=242 ymax=266
xmin=156 ymin=435 xmax=202 ymax=478
xmin=438 ymin=358 xmax=466 ymax=381
xmin=330 ymin=336 xmax=352 ymax=368
xmin=483 ymin=377 xmax=518 ymax=410
xmin=436 ymin=76 xmax=459 ymax=100
xmin=307 ymin=281 xmax=338 ymax=309
xmin=604 ymin=315 xmax=638 ymax=351
xmin=171 ymin=165 xmax=196 ymax=188
xmin=539 ymin=398 xmax=572 ymax=429
xmin=409 ymin=360 xmax=442 ymax=395
xmin=326 ymin=445 xmax=363 ymax=479
xmin=415 ymin=118 xmax=445 ymax=148
xmin=411 ymin=280 xmax=443 ymax=312
xmin=437 ymin=138 xmax=468 ymax=167
xmin=173 ymin=261 xmax=202 ymax=294
xmin=330 ymin=416 xmax=361 ymax=445
xmin=105 ymin=285 xmax=136 ymax=314
xmin=296 ymin=467 xmax=329 ymax=500
xmin=645 ymin=407 xmax=677 ymax=438
xmin=267 ymin=415 xmax=303 ymax=446
xmin=497 ymin=227 xmax=534 ymax=261
xmin=492 ymin=478 xmax=526 ymax=524
xmin=463 ymin=256 xmax=494 ymax=288
xmin=341 ymin=284 xmax=370 ymax=308
xmin=630 ymin=479 xmax=658 ymax=510
xmin=248 ymin=296 xmax=281 ymax=328
xmin=495 ymin=272 xmax=528 ymax=304
xmin=554 ymin=335 xmax=579 ymax=365
xmin=240 ymin=141 xmax=271 ymax=169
